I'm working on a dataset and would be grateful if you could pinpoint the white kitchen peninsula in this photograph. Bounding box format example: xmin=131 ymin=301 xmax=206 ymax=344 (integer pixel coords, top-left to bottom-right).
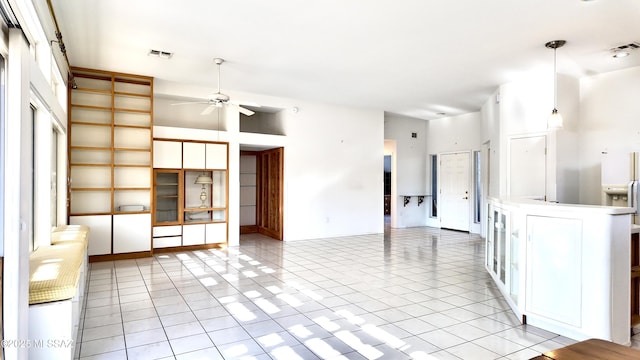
xmin=486 ymin=197 xmax=633 ymax=345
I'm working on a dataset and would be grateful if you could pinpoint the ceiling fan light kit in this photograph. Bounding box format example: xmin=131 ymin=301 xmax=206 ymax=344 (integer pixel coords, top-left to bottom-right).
xmin=171 ymin=57 xmax=256 ymax=116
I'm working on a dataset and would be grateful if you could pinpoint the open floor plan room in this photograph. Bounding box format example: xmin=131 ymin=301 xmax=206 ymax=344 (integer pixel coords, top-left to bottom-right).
xmin=76 ymin=227 xmax=595 ymax=360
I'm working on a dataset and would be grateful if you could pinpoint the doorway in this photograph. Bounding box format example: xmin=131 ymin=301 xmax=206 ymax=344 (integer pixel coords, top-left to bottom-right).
xmin=239 ymin=147 xmax=284 ymax=240
xmin=439 ymin=151 xmax=471 ymax=231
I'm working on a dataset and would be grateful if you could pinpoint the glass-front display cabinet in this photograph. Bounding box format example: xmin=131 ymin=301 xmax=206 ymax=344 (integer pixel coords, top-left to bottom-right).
xmin=184 ymin=170 xmax=227 ymax=224
xmin=153 ymin=170 xmax=182 ymax=225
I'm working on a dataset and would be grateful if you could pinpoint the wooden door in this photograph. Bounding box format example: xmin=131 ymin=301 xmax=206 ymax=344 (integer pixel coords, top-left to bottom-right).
xmin=439 ymin=152 xmax=471 ymax=231
xmin=257 ymin=147 xmax=284 ymax=240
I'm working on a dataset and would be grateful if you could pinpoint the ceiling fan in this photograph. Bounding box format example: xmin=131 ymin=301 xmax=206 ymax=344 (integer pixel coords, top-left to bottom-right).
xmin=172 ymin=58 xmax=257 ymax=116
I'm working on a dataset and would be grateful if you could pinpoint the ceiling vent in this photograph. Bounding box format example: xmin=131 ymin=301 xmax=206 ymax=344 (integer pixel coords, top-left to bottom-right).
xmin=148 ymin=49 xmax=173 ymax=59
xmin=610 ymin=42 xmax=639 ymax=58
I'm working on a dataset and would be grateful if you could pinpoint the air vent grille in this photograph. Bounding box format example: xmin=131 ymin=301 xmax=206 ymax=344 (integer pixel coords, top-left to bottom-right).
xmin=611 ymin=42 xmax=640 ymax=51
xmin=148 ymin=49 xmax=173 ymax=59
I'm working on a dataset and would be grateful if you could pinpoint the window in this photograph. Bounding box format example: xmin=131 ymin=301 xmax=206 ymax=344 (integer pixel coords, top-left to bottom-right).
xmin=0 ymin=55 xmax=5 ymax=252
xmin=51 ymin=127 xmax=58 ymax=227
xmin=474 ymin=150 xmax=482 ymax=223
xmin=29 ymin=105 xmax=35 ymax=251
xmin=430 ymin=154 xmax=438 ymax=217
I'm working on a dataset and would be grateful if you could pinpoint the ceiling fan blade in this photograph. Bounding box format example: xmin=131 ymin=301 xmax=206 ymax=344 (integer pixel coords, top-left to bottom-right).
xmin=238 ymin=106 xmax=255 ymax=116
xmin=171 ymin=101 xmax=209 ymax=106
xmin=201 ymin=105 xmax=216 ymax=115
xmin=233 ymin=100 xmax=261 ymax=108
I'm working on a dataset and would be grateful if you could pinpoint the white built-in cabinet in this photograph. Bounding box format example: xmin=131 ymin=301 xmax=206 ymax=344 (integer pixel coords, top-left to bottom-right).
xmin=486 ymin=197 xmax=632 ymax=345
xmin=68 ymin=68 xmax=152 ymax=257
xmin=486 ymin=203 xmax=523 ymax=319
xmin=152 ymin=140 xmax=228 ymax=249
xmin=69 ymin=215 xmax=112 ymax=256
xmin=153 ymin=140 xmax=182 ymax=169
xmin=526 ymin=215 xmax=582 ymax=327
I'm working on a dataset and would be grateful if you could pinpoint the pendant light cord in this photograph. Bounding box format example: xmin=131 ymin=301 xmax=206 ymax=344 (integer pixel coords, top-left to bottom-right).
xmin=553 ymin=46 xmax=558 ymax=109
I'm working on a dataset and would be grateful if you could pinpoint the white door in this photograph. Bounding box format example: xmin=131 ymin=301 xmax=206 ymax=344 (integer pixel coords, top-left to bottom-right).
xmin=440 ymin=152 xmax=470 ymax=231
xmin=509 ymin=135 xmax=546 ymax=199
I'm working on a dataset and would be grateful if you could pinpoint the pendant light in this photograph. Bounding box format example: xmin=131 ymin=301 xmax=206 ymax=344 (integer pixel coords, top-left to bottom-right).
xmin=545 ymin=40 xmax=566 ymax=129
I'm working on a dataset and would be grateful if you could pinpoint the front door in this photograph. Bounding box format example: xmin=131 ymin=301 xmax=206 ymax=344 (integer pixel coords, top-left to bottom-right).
xmin=440 ymin=152 xmax=471 ymax=231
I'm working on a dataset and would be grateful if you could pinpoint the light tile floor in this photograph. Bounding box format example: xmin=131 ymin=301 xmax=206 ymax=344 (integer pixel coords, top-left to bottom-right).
xmin=74 ymin=226 xmax=638 ymax=359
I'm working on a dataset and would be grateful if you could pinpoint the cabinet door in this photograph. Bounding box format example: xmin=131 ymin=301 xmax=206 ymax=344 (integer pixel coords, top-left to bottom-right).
xmin=183 ymin=142 xmax=205 ymax=169
xmin=486 ymin=206 xmax=494 ymax=271
xmin=526 ymin=215 xmax=582 ymax=326
xmin=153 ymin=140 xmax=182 ymax=168
xmin=206 ymin=223 xmax=227 ymax=244
xmin=183 ymin=224 xmax=205 ymax=246
xmin=206 ymin=143 xmax=227 ymax=169
xmin=154 ymin=170 xmax=182 ymax=225
xmin=70 ymin=215 xmax=112 ymax=256
xmin=113 ymin=214 xmax=151 ymax=253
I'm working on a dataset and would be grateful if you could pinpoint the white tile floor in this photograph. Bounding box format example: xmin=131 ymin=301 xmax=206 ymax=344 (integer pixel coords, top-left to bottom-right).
xmin=74 ymin=226 xmax=638 ymax=359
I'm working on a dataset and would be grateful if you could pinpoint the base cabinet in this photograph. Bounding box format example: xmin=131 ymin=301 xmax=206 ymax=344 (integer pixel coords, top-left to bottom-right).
xmin=113 ymin=214 xmax=151 ymax=253
xmin=526 ymin=216 xmax=582 ymax=327
xmin=182 ymin=224 xmax=205 ymax=246
xmin=486 ymin=197 xmax=632 ymax=345
xmin=206 ymin=223 xmax=227 ymax=244
xmin=70 ymin=215 xmax=112 ymax=256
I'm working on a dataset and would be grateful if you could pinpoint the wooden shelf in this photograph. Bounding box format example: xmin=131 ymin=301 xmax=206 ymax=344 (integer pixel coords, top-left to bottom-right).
xmin=70 ymin=121 xmax=112 ymax=127
xmin=69 ymin=212 xmax=111 ymax=216
xmin=114 ymin=147 xmax=151 ymax=152
xmin=184 ymin=207 xmax=226 ymax=212
xmin=71 ymin=187 xmax=112 ymax=191
xmin=114 ymin=107 xmax=151 ymax=114
xmin=71 ymin=146 xmax=111 ymax=151
xmin=71 ymin=163 xmax=112 ymax=167
xmin=69 ymin=67 xmax=153 ymax=258
xmin=114 ymin=91 xmax=151 ymax=98
xmin=113 ymin=210 xmax=150 ymax=215
xmin=114 ymin=164 xmax=150 ymax=168
xmin=74 ymin=87 xmax=112 ymax=95
xmin=71 ymin=104 xmax=112 ymax=111
xmin=114 ymin=124 xmax=151 ymax=130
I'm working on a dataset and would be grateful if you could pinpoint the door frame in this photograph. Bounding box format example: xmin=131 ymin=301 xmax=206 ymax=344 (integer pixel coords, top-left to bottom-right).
xmin=239 ymin=148 xmax=284 ymax=240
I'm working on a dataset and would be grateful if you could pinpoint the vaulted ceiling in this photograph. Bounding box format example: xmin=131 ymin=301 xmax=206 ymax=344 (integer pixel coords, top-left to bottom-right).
xmin=51 ymin=0 xmax=640 ymax=120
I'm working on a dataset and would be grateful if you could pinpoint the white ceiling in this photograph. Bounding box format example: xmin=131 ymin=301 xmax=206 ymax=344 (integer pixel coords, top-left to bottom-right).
xmin=51 ymin=0 xmax=640 ymax=120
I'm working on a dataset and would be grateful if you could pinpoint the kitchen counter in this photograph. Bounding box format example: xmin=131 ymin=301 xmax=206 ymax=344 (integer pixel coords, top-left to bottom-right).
xmin=487 ymin=197 xmax=632 ymax=345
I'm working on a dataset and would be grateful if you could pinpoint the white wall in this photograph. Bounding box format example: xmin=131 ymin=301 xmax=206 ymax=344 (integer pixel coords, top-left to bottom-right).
xmin=492 ymin=72 xmax=580 ymax=203
xmin=384 ymin=113 xmax=428 ymax=227
xmin=284 ymin=101 xmax=384 ymax=240
xmin=426 ymin=112 xmax=482 ymax=153
xmin=155 ymin=80 xmax=385 ymax=242
xmin=579 ymin=66 xmax=640 ymax=205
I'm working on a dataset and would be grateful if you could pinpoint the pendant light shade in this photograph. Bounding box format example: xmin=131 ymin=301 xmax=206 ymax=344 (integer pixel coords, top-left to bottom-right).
xmin=548 ymin=108 xmax=563 ymax=129
xmin=545 ymin=40 xmax=566 ymax=129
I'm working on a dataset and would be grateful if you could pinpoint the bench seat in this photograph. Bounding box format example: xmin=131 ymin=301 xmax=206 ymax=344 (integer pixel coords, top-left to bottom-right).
xmin=29 ymin=242 xmax=85 ymax=305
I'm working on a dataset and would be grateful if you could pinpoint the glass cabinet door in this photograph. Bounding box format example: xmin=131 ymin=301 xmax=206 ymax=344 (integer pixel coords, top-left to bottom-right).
xmin=510 ymin=228 xmax=520 ymax=303
xmin=154 ymin=170 xmax=181 ymax=224
xmin=499 ymin=212 xmax=506 ymax=284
